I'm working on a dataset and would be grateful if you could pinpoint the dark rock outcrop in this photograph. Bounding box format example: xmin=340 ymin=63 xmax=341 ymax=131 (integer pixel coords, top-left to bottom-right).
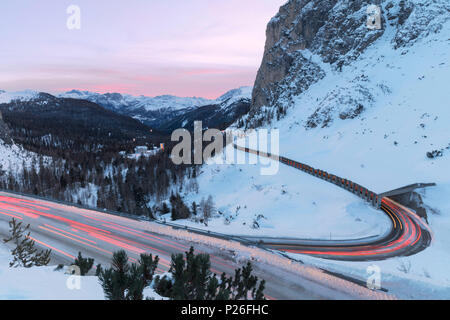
xmin=250 ymin=0 xmax=385 ymax=121
xmin=0 ymin=111 xmax=13 ymax=144
xmin=248 ymin=0 xmax=450 ymax=128
xmin=159 ymin=98 xmax=251 ymax=132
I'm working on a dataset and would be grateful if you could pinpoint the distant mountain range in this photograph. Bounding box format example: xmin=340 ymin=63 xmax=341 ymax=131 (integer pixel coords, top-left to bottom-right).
xmin=0 ymin=86 xmax=252 ymax=133
xmin=0 ymin=92 xmax=155 ymax=146
xmin=59 ymin=87 xmax=252 ymax=131
xmin=159 ymin=87 xmax=252 ymax=132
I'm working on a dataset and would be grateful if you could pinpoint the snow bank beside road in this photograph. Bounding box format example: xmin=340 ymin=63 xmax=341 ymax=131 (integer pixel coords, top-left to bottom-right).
xmin=0 ymin=242 xmax=165 ymax=300
xmin=0 ymin=243 xmax=103 ymax=300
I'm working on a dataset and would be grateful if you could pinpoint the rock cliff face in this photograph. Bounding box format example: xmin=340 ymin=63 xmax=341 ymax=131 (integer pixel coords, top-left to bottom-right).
xmin=248 ymin=0 xmax=450 ymax=128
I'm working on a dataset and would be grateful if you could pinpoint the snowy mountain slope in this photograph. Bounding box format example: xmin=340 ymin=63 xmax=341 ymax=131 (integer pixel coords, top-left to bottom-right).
xmin=0 ymin=140 xmax=48 ymax=195
xmin=260 ymin=19 xmax=450 ymax=194
xmin=178 ymin=0 xmax=450 ymax=240
xmin=59 ymin=90 xmax=213 ymax=131
xmin=0 ymin=115 xmax=38 ymax=174
xmin=248 ymin=0 xmax=450 ymax=126
xmin=0 ymin=141 xmax=35 ymax=174
xmin=232 ymin=0 xmax=450 ymax=193
xmin=216 ymin=86 xmax=253 ymax=108
xmin=180 ymin=149 xmax=391 ymax=239
xmin=172 ymin=0 xmax=450 ymax=296
xmin=0 ymin=90 xmax=38 ymax=104
xmin=60 ymin=90 xmax=212 ymax=112
xmin=266 ymin=19 xmax=450 ymax=296
xmin=159 ymin=86 xmax=252 ymax=131
xmin=0 ymin=88 xmax=253 ymax=132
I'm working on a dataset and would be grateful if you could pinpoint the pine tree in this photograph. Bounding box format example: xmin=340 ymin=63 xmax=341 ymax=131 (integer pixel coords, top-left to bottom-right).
xmin=191 ymin=201 xmax=197 ymax=216
xmin=146 ymin=207 xmax=154 ymax=220
xmin=171 ymin=206 xmax=177 ymax=221
xmin=0 ymin=164 xmax=5 ymax=178
xmin=98 ymin=250 xmax=160 ymax=300
xmin=253 ymin=279 xmax=266 ymax=300
xmin=170 ymin=194 xmax=191 ymax=221
xmin=205 ymin=275 xmax=220 ymax=300
xmin=99 ymin=250 xmax=130 ymax=300
xmin=199 ymin=195 xmax=215 ymax=223
xmin=216 ymin=272 xmax=232 ymax=300
xmin=3 ymin=218 xmax=51 ymax=268
xmin=161 ymin=202 xmax=170 ymax=214
xmin=95 ymin=264 xmax=102 ymax=277
xmin=238 ymin=262 xmax=258 ymax=300
xmin=98 ymin=268 xmax=115 ymax=299
xmin=111 ymin=250 xmax=130 ymax=299
xmin=170 ymin=252 xmax=187 ymax=300
xmin=73 ymin=251 xmax=94 ymax=276
xmin=159 ymin=247 xmax=265 ymax=301
xmin=153 ymin=275 xmax=173 ymax=297
xmin=126 ymin=263 xmax=145 ymax=300
xmin=139 ymin=253 xmax=159 ymax=286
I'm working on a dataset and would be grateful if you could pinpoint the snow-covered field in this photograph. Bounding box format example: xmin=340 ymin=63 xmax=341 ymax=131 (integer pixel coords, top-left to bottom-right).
xmin=0 ymin=242 xmax=168 ymax=300
xmin=180 ymin=147 xmax=391 ymax=240
xmin=0 ymin=242 xmax=103 ymax=300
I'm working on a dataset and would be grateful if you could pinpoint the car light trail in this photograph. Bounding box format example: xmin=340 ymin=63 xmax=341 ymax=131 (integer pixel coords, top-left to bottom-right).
xmin=38 ymin=225 xmax=113 ymax=255
xmin=28 ymin=236 xmax=75 ymax=259
xmin=82 ymin=214 xmax=190 ymax=251
xmin=235 ymin=147 xmax=433 ymax=261
xmin=44 ymin=224 xmax=98 ymax=244
xmin=0 ymin=210 xmax=23 ymax=220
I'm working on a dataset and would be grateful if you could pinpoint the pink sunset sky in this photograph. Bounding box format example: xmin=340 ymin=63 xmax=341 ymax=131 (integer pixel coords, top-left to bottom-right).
xmin=0 ymin=0 xmax=286 ymax=99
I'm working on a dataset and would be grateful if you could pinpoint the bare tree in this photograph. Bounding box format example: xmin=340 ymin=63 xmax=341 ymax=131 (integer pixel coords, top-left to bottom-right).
xmin=397 ymin=259 xmax=412 ymax=274
xmin=200 ymin=195 xmax=215 ymax=223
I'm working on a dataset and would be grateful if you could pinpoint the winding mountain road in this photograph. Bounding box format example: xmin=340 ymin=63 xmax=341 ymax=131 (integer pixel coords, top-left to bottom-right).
xmin=257 ymin=198 xmax=432 ymax=261
xmin=0 ymin=192 xmax=379 ymax=300
xmin=0 ymin=146 xmax=432 ymax=299
xmin=234 ymin=144 xmax=433 ymax=261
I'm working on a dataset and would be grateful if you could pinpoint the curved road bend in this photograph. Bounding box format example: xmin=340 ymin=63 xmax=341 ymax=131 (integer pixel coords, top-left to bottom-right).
xmin=0 ymin=192 xmax=379 ymax=300
xmin=260 ymin=198 xmax=432 ymax=261
xmin=234 ymin=145 xmax=432 ymax=261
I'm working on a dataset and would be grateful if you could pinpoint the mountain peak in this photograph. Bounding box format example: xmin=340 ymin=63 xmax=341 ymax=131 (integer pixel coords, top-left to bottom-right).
xmin=217 ymin=86 xmax=253 ymax=103
xmin=59 ymin=90 xmax=214 ymax=112
xmin=0 ymin=90 xmax=39 ymax=104
xmin=248 ymin=0 xmax=450 ymax=127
